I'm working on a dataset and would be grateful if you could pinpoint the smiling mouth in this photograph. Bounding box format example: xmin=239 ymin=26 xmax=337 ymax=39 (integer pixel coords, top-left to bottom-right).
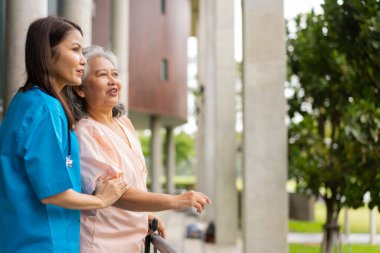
xmin=108 ymin=88 xmax=118 ymax=95
xmin=76 ymin=70 xmax=84 ymax=78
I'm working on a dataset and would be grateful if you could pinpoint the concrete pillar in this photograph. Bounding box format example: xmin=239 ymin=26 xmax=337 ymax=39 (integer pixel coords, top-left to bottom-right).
xmin=48 ymin=0 xmax=58 ymax=15
xmin=195 ymin=99 xmax=206 ymax=194
xmin=111 ymin=0 xmax=129 ymax=109
xmin=150 ymin=115 xmax=162 ymax=193
xmin=196 ymin=0 xmax=217 ymax=223
xmin=213 ymin=0 xmax=238 ymax=244
xmin=242 ymin=0 xmax=288 ymax=252
xmin=4 ymin=0 xmax=48 ymax=109
xmin=61 ymin=0 xmax=92 ymax=46
xmin=370 ymin=208 xmax=377 ymax=244
xmin=165 ymin=127 xmax=175 ymax=194
xmin=195 ymin=0 xmax=209 ymax=197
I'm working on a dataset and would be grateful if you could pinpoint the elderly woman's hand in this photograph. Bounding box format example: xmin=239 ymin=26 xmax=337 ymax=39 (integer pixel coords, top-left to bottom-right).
xmin=148 ymin=213 xmax=166 ymax=238
xmin=94 ymin=175 xmax=129 ymax=208
xmin=174 ymin=190 xmax=212 ymax=213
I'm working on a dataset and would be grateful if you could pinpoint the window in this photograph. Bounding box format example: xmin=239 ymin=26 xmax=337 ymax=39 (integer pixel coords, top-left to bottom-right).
xmin=160 ymin=0 xmax=166 ymax=14
xmin=161 ymin=59 xmax=168 ymax=81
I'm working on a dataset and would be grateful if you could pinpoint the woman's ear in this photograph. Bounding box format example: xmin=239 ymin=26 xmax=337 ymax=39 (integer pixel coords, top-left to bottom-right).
xmin=74 ymin=86 xmax=85 ymax=98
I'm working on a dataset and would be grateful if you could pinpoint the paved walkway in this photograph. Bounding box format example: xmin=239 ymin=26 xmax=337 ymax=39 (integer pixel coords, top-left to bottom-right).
xmin=288 ymin=232 xmax=380 ymax=244
xmin=155 ymin=210 xmax=380 ymax=253
xmin=156 ymin=210 xmax=242 ymax=253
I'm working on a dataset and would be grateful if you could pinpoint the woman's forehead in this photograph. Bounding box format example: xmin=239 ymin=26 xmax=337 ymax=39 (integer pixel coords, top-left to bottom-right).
xmin=62 ymin=29 xmax=84 ymax=46
xmin=88 ymin=56 xmax=116 ymax=71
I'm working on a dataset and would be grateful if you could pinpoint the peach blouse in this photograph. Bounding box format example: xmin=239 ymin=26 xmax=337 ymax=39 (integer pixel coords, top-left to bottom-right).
xmin=76 ymin=117 xmax=148 ymax=253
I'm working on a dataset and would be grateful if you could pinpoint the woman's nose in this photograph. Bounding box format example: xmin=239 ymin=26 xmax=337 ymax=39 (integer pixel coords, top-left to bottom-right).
xmin=80 ymin=53 xmax=87 ymax=66
xmin=109 ymin=75 xmax=118 ymax=85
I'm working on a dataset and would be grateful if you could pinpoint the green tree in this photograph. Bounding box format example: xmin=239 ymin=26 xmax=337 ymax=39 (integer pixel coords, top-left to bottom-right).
xmin=287 ymin=1 xmax=380 ymax=252
xmin=138 ymin=130 xmax=196 ymax=175
xmin=172 ymin=132 xmax=195 ymax=167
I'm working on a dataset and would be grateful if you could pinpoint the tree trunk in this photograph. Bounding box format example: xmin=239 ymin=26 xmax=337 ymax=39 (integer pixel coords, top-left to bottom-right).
xmin=321 ymin=223 xmax=342 ymax=253
xmin=320 ymin=198 xmax=343 ymax=253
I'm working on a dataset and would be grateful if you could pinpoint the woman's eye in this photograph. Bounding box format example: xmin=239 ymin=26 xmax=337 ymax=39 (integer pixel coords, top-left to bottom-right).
xmin=73 ymin=47 xmax=79 ymax=52
xmin=112 ymin=72 xmax=119 ymax=77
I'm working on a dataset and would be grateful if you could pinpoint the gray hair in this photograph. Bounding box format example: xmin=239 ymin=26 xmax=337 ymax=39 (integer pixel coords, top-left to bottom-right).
xmin=63 ymin=45 xmax=126 ymax=122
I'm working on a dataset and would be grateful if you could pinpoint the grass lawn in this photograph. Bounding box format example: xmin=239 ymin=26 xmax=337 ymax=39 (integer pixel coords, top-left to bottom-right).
xmin=289 ymin=202 xmax=380 ymax=233
xmin=290 ymin=244 xmax=380 ymax=253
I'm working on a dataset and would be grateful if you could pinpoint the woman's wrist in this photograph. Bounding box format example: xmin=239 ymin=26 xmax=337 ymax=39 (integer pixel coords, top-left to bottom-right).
xmin=171 ymin=194 xmax=180 ymax=210
xmin=94 ymin=194 xmax=107 ymax=209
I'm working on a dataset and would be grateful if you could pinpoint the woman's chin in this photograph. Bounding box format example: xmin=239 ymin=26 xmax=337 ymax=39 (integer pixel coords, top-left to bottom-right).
xmin=109 ymin=96 xmax=120 ymax=103
xmin=67 ymin=80 xmax=82 ymax=86
xmin=107 ymin=100 xmax=120 ymax=108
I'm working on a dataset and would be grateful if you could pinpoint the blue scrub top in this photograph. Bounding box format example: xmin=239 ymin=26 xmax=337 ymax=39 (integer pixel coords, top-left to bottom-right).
xmin=0 ymin=87 xmax=81 ymax=253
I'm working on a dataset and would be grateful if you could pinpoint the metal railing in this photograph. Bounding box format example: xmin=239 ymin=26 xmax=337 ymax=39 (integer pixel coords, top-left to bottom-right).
xmin=145 ymin=233 xmax=178 ymax=253
xmin=145 ymin=217 xmax=179 ymax=253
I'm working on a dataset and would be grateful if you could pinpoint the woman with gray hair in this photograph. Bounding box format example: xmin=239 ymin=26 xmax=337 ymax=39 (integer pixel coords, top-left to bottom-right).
xmin=64 ymin=45 xmax=211 ymax=252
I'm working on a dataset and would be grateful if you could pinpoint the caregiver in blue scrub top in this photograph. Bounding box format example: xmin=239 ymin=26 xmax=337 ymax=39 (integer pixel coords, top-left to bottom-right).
xmin=0 ymin=16 xmax=128 ymax=253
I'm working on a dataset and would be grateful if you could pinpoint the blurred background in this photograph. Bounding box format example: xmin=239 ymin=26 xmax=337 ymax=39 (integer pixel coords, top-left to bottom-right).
xmin=0 ymin=0 xmax=379 ymax=252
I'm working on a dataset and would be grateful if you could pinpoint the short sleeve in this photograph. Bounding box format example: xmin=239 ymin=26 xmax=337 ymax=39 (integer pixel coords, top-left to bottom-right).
xmin=76 ymin=121 xmax=125 ymax=195
xmin=23 ymin=108 xmax=72 ymax=200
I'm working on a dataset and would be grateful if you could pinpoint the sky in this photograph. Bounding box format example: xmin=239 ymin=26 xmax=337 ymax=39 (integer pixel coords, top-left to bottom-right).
xmin=235 ymin=0 xmax=324 ymax=62
xmin=180 ymin=0 xmax=325 ymax=134
xmin=284 ymin=0 xmax=324 ymax=20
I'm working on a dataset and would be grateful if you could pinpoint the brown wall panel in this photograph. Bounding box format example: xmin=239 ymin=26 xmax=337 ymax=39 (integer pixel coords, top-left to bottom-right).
xmin=129 ymin=0 xmax=190 ymax=121
xmin=92 ymin=0 xmax=111 ymax=49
